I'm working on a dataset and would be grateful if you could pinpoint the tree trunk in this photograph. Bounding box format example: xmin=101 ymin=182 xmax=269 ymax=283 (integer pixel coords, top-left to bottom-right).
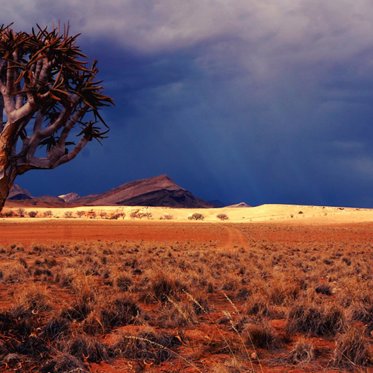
xmin=0 ymin=140 xmax=16 ymax=213
xmin=0 ymin=164 xmax=16 ymax=212
xmin=0 ymin=91 xmax=6 ymax=210
xmin=0 ymin=175 xmax=9 ymax=211
xmin=0 ymin=94 xmax=3 ymax=126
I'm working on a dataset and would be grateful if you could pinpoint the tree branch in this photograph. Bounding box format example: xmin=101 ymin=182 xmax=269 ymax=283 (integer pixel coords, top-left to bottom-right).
xmin=1 ymin=24 xmax=113 ymax=185
xmin=59 ymin=105 xmax=88 ymax=143
xmin=55 ymin=136 xmax=89 ymax=167
xmin=0 ymin=73 xmax=14 ymax=115
xmin=40 ymin=107 xmax=71 ymax=138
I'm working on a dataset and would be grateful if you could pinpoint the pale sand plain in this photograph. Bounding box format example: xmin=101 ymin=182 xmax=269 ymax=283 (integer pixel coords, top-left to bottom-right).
xmin=1 ymin=204 xmax=372 ymax=224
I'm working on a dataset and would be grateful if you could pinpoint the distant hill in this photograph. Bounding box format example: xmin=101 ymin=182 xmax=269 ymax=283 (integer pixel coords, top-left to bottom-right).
xmin=8 ymin=185 xmax=32 ymax=200
xmin=75 ymin=175 xmax=213 ymax=208
xmin=228 ymin=202 xmax=251 ymax=208
xmin=7 ymin=175 xmax=214 ymax=208
xmin=58 ymin=192 xmax=80 ymax=203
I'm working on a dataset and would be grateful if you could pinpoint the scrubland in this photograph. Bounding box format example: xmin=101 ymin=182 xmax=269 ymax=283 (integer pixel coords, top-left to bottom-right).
xmin=0 ymin=220 xmax=372 ymax=372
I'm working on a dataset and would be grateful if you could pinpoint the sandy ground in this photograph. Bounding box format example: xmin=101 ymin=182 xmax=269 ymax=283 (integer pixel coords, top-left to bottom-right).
xmin=1 ymin=203 xmax=372 ymax=224
xmin=0 ymin=205 xmax=372 ymax=372
xmin=0 ymin=217 xmax=372 ymax=247
xmin=0 ymin=204 xmax=371 ymax=246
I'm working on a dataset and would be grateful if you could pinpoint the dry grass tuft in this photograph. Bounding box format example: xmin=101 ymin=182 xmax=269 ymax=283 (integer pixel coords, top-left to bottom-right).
xmin=286 ymin=305 xmax=346 ymax=337
xmin=67 ymin=335 xmax=109 ymax=363
xmin=152 ymin=274 xmax=187 ymax=302
xmin=244 ymin=323 xmax=280 ymax=350
xmin=112 ymin=331 xmax=182 ymax=364
xmin=288 ymin=338 xmax=314 ymax=364
xmin=101 ymin=298 xmax=140 ymax=330
xmin=41 ymin=317 xmax=70 ymax=340
xmin=333 ymin=327 xmax=371 ymax=368
xmin=40 ymin=352 xmax=88 ymax=373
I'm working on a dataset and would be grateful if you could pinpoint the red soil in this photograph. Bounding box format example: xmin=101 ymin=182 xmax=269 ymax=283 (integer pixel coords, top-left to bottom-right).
xmin=0 ymin=220 xmax=372 ymax=247
xmin=0 ymin=220 xmax=372 ymax=372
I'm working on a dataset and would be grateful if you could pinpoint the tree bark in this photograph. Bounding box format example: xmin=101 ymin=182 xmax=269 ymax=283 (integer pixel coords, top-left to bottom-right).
xmin=0 ymin=139 xmax=16 ymax=213
xmin=0 ymin=94 xmax=3 ymax=133
xmin=0 ymin=94 xmax=3 ymax=125
xmin=0 ymin=177 xmax=9 ymax=211
xmin=0 ymin=163 xmax=16 ymax=212
xmin=0 ymin=168 xmax=12 ymax=211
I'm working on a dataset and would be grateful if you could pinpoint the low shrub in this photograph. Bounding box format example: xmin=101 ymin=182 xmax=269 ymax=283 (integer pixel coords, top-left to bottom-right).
xmin=188 ymin=213 xmax=204 ymax=221
xmin=43 ymin=210 xmax=53 ymax=218
xmin=0 ymin=210 xmax=16 ymax=217
xmin=87 ymin=210 xmax=96 ymax=219
xmin=110 ymin=212 xmax=125 ymax=219
xmin=76 ymin=211 xmax=85 ymax=218
xmin=18 ymin=208 xmax=26 ymax=217
xmin=130 ymin=210 xmax=152 ymax=219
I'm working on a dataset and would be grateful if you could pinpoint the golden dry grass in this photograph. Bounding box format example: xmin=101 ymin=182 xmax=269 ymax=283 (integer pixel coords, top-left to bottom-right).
xmin=0 ymin=219 xmax=372 ymax=372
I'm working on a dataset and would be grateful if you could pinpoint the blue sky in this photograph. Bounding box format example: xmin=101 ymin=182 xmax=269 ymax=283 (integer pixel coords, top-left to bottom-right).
xmin=3 ymin=1 xmax=373 ymax=206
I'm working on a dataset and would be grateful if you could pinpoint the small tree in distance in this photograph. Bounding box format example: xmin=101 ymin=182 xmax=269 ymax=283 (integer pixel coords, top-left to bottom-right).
xmin=0 ymin=23 xmax=113 ymax=210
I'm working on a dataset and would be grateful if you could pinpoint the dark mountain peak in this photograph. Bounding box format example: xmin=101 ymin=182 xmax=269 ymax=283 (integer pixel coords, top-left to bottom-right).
xmin=8 ymin=184 xmax=32 ymax=200
xmin=7 ymin=175 xmax=213 ymax=208
xmin=112 ymin=174 xmax=185 ymax=193
xmin=76 ymin=175 xmax=211 ymax=208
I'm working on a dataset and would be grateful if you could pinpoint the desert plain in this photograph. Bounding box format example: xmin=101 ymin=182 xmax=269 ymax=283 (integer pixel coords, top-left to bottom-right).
xmin=0 ymin=204 xmax=372 ymax=372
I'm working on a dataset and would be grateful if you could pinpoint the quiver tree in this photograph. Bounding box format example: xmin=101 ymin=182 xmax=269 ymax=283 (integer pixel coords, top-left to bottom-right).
xmin=0 ymin=24 xmax=113 ymax=210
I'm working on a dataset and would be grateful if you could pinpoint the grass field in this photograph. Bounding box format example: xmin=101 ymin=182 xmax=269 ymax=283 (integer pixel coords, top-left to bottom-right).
xmin=0 ymin=218 xmax=372 ymax=372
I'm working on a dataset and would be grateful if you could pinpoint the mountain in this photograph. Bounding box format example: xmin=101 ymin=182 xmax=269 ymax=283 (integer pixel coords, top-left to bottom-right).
xmin=75 ymin=175 xmax=213 ymax=208
xmin=8 ymin=184 xmax=32 ymax=200
xmin=7 ymin=175 xmax=213 ymax=208
xmin=7 ymin=185 xmax=65 ymax=207
xmin=228 ymin=202 xmax=251 ymax=208
xmin=58 ymin=192 xmax=80 ymax=203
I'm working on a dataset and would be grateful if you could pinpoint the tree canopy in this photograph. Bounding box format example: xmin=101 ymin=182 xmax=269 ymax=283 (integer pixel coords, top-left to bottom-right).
xmin=0 ymin=23 xmax=113 ymax=208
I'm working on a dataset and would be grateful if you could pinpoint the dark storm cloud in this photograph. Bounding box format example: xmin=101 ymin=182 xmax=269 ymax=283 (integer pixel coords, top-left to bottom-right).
xmin=3 ymin=1 xmax=373 ymax=206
